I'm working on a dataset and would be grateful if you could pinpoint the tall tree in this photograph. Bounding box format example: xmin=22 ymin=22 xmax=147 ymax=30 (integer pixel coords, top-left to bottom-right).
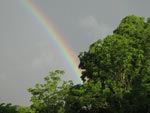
xmin=78 ymin=15 xmax=150 ymax=113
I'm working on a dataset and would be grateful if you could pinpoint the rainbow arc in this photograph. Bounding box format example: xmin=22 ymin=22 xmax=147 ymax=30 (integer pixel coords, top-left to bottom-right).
xmin=21 ymin=0 xmax=82 ymax=83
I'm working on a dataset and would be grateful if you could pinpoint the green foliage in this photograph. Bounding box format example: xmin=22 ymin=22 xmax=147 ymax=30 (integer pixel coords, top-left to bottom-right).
xmin=0 ymin=103 xmax=18 ymax=113
xmin=78 ymin=15 xmax=150 ymax=113
xmin=28 ymin=70 xmax=73 ymax=113
xmin=65 ymin=81 xmax=111 ymax=113
xmin=16 ymin=106 xmax=34 ymax=113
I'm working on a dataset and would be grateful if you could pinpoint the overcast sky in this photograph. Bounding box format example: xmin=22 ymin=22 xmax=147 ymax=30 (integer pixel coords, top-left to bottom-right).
xmin=0 ymin=0 xmax=150 ymax=106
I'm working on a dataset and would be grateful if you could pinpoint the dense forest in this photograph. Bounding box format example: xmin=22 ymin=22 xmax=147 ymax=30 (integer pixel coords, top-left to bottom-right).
xmin=1 ymin=15 xmax=150 ymax=113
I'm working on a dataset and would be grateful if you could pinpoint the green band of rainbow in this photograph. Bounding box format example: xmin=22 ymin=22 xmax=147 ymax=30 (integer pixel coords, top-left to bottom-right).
xmin=20 ymin=0 xmax=82 ymax=84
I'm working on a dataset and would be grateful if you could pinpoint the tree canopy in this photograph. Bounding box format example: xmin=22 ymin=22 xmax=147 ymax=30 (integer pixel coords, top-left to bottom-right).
xmin=78 ymin=15 xmax=150 ymax=113
xmin=28 ymin=70 xmax=73 ymax=113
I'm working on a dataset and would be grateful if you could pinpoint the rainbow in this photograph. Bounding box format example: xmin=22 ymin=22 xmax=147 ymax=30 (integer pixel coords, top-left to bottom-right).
xmin=20 ymin=0 xmax=82 ymax=83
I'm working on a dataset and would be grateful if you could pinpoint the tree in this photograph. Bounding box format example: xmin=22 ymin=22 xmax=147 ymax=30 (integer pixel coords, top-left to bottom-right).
xmin=78 ymin=15 xmax=150 ymax=113
xmin=65 ymin=81 xmax=111 ymax=113
xmin=0 ymin=103 xmax=18 ymax=113
xmin=16 ymin=106 xmax=34 ymax=113
xmin=28 ymin=70 xmax=73 ymax=113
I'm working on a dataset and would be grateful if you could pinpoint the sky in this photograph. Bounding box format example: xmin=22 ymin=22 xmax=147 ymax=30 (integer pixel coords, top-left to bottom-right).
xmin=0 ymin=0 xmax=150 ymax=106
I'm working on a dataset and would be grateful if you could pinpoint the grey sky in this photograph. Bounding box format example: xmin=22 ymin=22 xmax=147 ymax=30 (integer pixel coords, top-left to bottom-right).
xmin=0 ymin=0 xmax=150 ymax=106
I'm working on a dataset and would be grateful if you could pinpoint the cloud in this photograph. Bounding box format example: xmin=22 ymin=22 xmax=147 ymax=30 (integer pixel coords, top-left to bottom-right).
xmin=80 ymin=16 xmax=113 ymax=39
xmin=31 ymin=42 xmax=54 ymax=70
xmin=31 ymin=52 xmax=53 ymax=70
